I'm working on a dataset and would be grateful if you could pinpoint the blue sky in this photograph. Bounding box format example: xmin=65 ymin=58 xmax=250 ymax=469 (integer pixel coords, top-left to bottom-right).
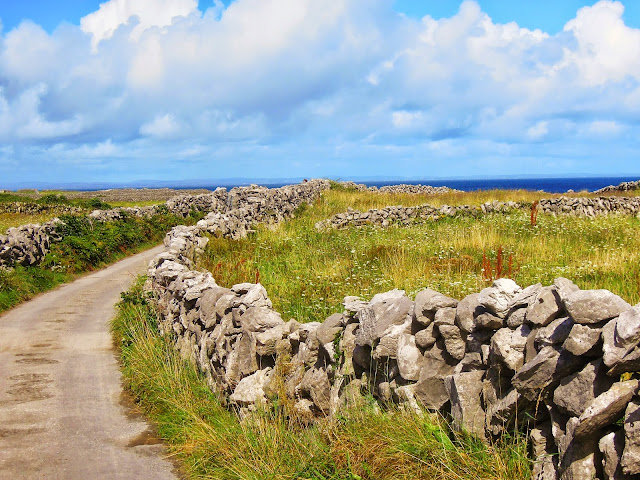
xmin=0 ymin=0 xmax=639 ymax=186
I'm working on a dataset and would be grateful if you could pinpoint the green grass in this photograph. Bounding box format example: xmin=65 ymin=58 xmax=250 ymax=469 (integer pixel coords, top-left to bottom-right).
xmin=200 ymin=190 xmax=640 ymax=324
xmin=0 ymin=209 xmax=194 ymax=314
xmin=113 ymin=283 xmax=531 ymax=480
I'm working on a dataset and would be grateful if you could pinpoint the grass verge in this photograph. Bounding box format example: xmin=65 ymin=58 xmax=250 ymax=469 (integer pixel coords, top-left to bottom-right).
xmin=112 ymin=281 xmax=531 ymax=480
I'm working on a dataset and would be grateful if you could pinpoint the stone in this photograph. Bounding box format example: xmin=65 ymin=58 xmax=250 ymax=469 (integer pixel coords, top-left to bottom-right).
xmin=316 ymin=313 xmax=345 ymax=345
xmin=445 ymin=370 xmax=486 ymax=439
xmin=485 ymin=388 xmax=528 ymax=436
xmin=300 ymin=367 xmax=332 ymax=414
xmin=572 ymin=380 xmax=639 ymax=439
xmin=414 ymin=288 xmax=458 ymax=325
xmin=508 ymin=283 xmax=542 ymax=310
xmin=239 ymin=306 xmax=284 ymax=333
xmin=553 ymin=277 xmax=580 ymax=304
xmin=438 ymin=324 xmax=466 ymax=361
xmin=414 ymin=341 xmax=457 ymax=410
xmin=506 ymin=307 xmax=527 ymax=328
xmin=397 ymin=333 xmax=423 ymax=381
xmin=526 ymin=287 xmax=563 ymax=327
xmin=535 ymin=317 xmax=574 ymax=347
xmin=565 ymin=289 xmax=631 ymax=324
xmin=455 ymin=292 xmax=482 ymax=334
xmin=241 ymin=283 xmax=272 ymax=308
xmin=490 ymin=325 xmax=530 ymax=372
xmin=622 ymin=399 xmax=640 ymax=474
xmin=255 ymin=323 xmax=288 ymax=356
xmin=230 ymin=368 xmax=271 ymax=406
xmin=553 ymin=359 xmax=616 ymax=417
xmin=599 ymin=430 xmax=630 ymax=480
xmin=415 ymin=323 xmax=437 ymax=349
xmin=343 ymin=296 xmax=367 ymax=315
xmin=477 ymin=278 xmax=521 ymax=318
xmin=355 ymin=295 xmax=413 ymax=347
xmin=475 ymin=311 xmax=504 ymax=330
xmin=602 ymin=307 xmax=640 ymax=368
xmin=558 ymin=417 xmax=601 ymax=480
xmin=512 ymin=346 xmax=585 ymax=401
xmin=530 ymin=422 xmax=559 ymax=480
xmin=453 ymin=352 xmax=484 ymax=373
xmin=562 ymin=323 xmax=602 ymax=356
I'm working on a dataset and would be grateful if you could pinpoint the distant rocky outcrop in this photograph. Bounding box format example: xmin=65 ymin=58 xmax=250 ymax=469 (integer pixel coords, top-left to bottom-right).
xmin=334 ymin=181 xmax=460 ymax=195
xmin=595 ymin=180 xmax=640 ymax=194
xmin=147 ymin=182 xmax=640 ymax=480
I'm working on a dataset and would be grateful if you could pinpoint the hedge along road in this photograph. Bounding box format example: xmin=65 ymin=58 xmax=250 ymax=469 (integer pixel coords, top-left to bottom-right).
xmin=0 ymin=245 xmax=180 ymax=480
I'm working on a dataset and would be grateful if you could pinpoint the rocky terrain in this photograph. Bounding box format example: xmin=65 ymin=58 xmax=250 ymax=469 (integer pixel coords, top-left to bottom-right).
xmin=318 ymin=196 xmax=640 ymax=229
xmin=595 ymin=180 xmax=640 ymax=194
xmin=146 ymin=180 xmax=640 ymax=480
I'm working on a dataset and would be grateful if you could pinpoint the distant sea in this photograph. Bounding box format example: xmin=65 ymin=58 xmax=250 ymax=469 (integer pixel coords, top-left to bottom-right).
xmin=193 ymin=176 xmax=639 ymax=194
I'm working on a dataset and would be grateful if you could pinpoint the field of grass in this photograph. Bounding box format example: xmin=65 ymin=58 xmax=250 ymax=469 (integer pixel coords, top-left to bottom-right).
xmin=200 ymin=187 xmax=640 ymax=324
xmin=113 ymin=283 xmax=531 ymax=480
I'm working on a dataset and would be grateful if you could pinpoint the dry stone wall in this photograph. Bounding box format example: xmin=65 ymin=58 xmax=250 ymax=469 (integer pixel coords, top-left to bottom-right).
xmin=595 ymin=180 xmax=640 ymax=194
xmin=319 ymin=196 xmax=640 ymax=230
xmin=147 ymin=182 xmax=640 ymax=480
xmin=0 ymin=219 xmax=62 ymax=267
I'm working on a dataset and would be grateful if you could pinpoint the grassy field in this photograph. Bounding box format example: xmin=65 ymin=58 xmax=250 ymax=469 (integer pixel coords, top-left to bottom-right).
xmin=113 ymin=283 xmax=531 ymax=480
xmin=200 ymin=187 xmax=640 ymax=324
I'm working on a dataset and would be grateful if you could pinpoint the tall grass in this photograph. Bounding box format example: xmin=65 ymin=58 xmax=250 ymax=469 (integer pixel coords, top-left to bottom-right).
xmin=113 ymin=283 xmax=531 ymax=480
xmin=201 ymin=190 xmax=640 ymax=324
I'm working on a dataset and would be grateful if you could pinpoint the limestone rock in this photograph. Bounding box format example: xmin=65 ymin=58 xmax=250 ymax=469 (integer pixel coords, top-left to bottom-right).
xmin=475 ymin=311 xmax=504 ymax=330
xmin=562 ymin=323 xmax=602 ymax=356
xmin=490 ymin=325 xmax=530 ymax=372
xmin=230 ymin=368 xmax=271 ymax=406
xmin=572 ymin=379 xmax=639 ymax=439
xmin=553 ymin=359 xmax=615 ymax=417
xmin=506 ymin=307 xmax=527 ymax=328
xmin=455 ymin=292 xmax=481 ymax=334
xmin=526 ymin=287 xmax=563 ymax=327
xmin=397 ymin=333 xmax=423 ymax=381
xmin=415 ymin=323 xmax=437 ymax=349
xmin=477 ymin=278 xmax=522 ymax=318
xmin=599 ymin=430 xmax=630 ymax=480
xmin=445 ymin=370 xmax=486 ymax=439
xmin=602 ymin=307 xmax=640 ymax=370
xmin=565 ymin=289 xmax=631 ymax=324
xmin=414 ymin=289 xmax=457 ymax=325
xmin=414 ymin=341 xmax=457 ymax=410
xmin=355 ymin=295 xmax=413 ymax=347
xmin=300 ymin=367 xmax=331 ymax=414
xmin=535 ymin=317 xmax=574 ymax=347
xmin=622 ymin=399 xmax=640 ymax=475
xmin=438 ymin=324 xmax=466 ymax=360
xmin=239 ymin=306 xmax=284 ymax=333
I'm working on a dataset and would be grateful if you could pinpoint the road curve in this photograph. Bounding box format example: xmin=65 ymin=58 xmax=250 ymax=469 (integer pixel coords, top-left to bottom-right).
xmin=0 ymin=245 xmax=180 ymax=480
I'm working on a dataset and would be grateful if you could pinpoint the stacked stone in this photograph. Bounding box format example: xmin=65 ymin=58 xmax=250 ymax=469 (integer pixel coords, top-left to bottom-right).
xmin=166 ymin=188 xmax=229 ymax=217
xmin=0 ymin=203 xmax=82 ymax=215
xmin=539 ymin=196 xmax=640 ymax=217
xmin=149 ymin=197 xmax=640 ymax=480
xmin=595 ymin=180 xmax=640 ymax=194
xmin=316 ymin=201 xmax=523 ymax=229
xmin=378 ymin=184 xmax=461 ymax=195
xmin=87 ymin=205 xmax=163 ymax=222
xmin=0 ymin=219 xmax=62 ymax=267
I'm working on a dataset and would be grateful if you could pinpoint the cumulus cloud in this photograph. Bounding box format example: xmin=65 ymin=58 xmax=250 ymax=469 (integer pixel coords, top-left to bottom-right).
xmin=0 ymin=0 xmax=639 ymax=184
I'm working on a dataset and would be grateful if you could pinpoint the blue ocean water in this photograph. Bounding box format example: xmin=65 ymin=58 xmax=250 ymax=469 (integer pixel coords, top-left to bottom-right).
xmin=195 ymin=176 xmax=639 ymax=194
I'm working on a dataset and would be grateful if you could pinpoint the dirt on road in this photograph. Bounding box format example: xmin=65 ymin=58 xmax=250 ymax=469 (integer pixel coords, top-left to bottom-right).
xmin=0 ymin=245 xmax=180 ymax=480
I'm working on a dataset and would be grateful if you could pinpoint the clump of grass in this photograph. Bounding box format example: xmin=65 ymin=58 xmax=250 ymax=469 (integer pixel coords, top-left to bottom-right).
xmin=200 ymin=190 xmax=640 ymax=323
xmin=113 ymin=282 xmax=531 ymax=480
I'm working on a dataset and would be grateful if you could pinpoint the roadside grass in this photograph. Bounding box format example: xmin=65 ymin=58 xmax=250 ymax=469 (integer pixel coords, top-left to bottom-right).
xmin=201 ymin=189 xmax=640 ymax=324
xmin=0 ymin=210 xmax=194 ymax=314
xmin=113 ymin=283 xmax=531 ymax=480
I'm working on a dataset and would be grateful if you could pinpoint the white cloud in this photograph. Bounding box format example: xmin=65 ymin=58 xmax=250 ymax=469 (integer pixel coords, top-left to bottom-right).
xmin=1 ymin=0 xmax=640 ymax=183
xmin=81 ymin=0 xmax=198 ymax=50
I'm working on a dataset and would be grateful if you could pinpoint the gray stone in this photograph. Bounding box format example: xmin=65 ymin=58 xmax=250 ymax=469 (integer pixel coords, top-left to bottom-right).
xmin=558 ymin=417 xmax=601 ymax=480
xmin=415 ymin=323 xmax=437 ymax=349
xmin=512 ymin=346 xmax=585 ymax=401
xmin=553 ymin=277 xmax=580 ymax=304
xmin=565 ymin=289 xmax=631 ymax=324
xmin=599 ymin=430 xmax=630 ymax=480
xmin=241 ymin=283 xmax=273 ymax=308
xmin=255 ymin=323 xmax=288 ymax=356
xmin=355 ymin=295 xmax=413 ymax=346
xmin=508 ymin=283 xmax=542 ymax=310
xmin=506 ymin=307 xmax=527 ymax=328
xmin=622 ymin=399 xmax=640 ymax=475
xmin=477 ymin=278 xmax=521 ymax=318
xmin=530 ymin=422 xmax=559 ymax=480
xmin=485 ymin=388 xmax=528 ymax=436
xmin=553 ymin=359 xmax=616 ymax=417
xmin=527 ymin=287 xmax=563 ymax=327
xmin=475 ymin=311 xmax=504 ymax=330
xmin=562 ymin=323 xmax=602 ymax=356
xmin=535 ymin=317 xmax=574 ymax=347
xmin=414 ymin=341 xmax=457 ymax=410
xmin=434 ymin=307 xmax=457 ymax=326
xmin=239 ymin=306 xmax=284 ymax=333
xmin=316 ymin=313 xmax=346 ymax=345
xmin=438 ymin=324 xmax=466 ymax=361
xmin=453 ymin=352 xmax=484 ymax=373
xmin=602 ymin=307 xmax=640 ymax=368
xmin=397 ymin=333 xmax=423 ymax=381
xmin=414 ymin=288 xmax=458 ymax=325
xmin=490 ymin=325 xmax=530 ymax=371
xmin=300 ymin=367 xmax=331 ymax=414
xmin=455 ymin=292 xmax=482 ymax=334
xmin=573 ymin=380 xmax=639 ymax=439
xmin=445 ymin=370 xmax=486 ymax=439
xmin=230 ymin=368 xmax=271 ymax=406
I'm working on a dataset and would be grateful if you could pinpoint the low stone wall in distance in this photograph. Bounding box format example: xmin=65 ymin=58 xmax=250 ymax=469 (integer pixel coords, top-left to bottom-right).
xmin=147 ymin=186 xmax=640 ymax=480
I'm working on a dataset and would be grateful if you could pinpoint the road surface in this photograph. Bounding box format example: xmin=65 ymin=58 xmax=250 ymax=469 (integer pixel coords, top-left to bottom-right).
xmin=0 ymin=245 xmax=180 ymax=479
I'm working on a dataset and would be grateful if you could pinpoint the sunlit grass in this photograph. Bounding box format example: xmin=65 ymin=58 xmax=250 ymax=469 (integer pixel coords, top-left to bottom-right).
xmin=200 ymin=189 xmax=640 ymax=324
xmin=0 ymin=212 xmax=58 ymax=232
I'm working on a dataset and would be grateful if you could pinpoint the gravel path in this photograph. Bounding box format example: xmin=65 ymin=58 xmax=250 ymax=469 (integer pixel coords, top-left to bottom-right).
xmin=0 ymin=245 xmax=180 ymax=479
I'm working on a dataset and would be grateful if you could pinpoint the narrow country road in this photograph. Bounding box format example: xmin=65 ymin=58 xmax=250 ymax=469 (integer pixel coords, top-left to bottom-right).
xmin=0 ymin=245 xmax=180 ymax=480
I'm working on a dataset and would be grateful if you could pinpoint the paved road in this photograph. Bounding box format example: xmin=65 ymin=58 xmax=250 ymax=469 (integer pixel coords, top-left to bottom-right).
xmin=0 ymin=245 xmax=180 ymax=480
